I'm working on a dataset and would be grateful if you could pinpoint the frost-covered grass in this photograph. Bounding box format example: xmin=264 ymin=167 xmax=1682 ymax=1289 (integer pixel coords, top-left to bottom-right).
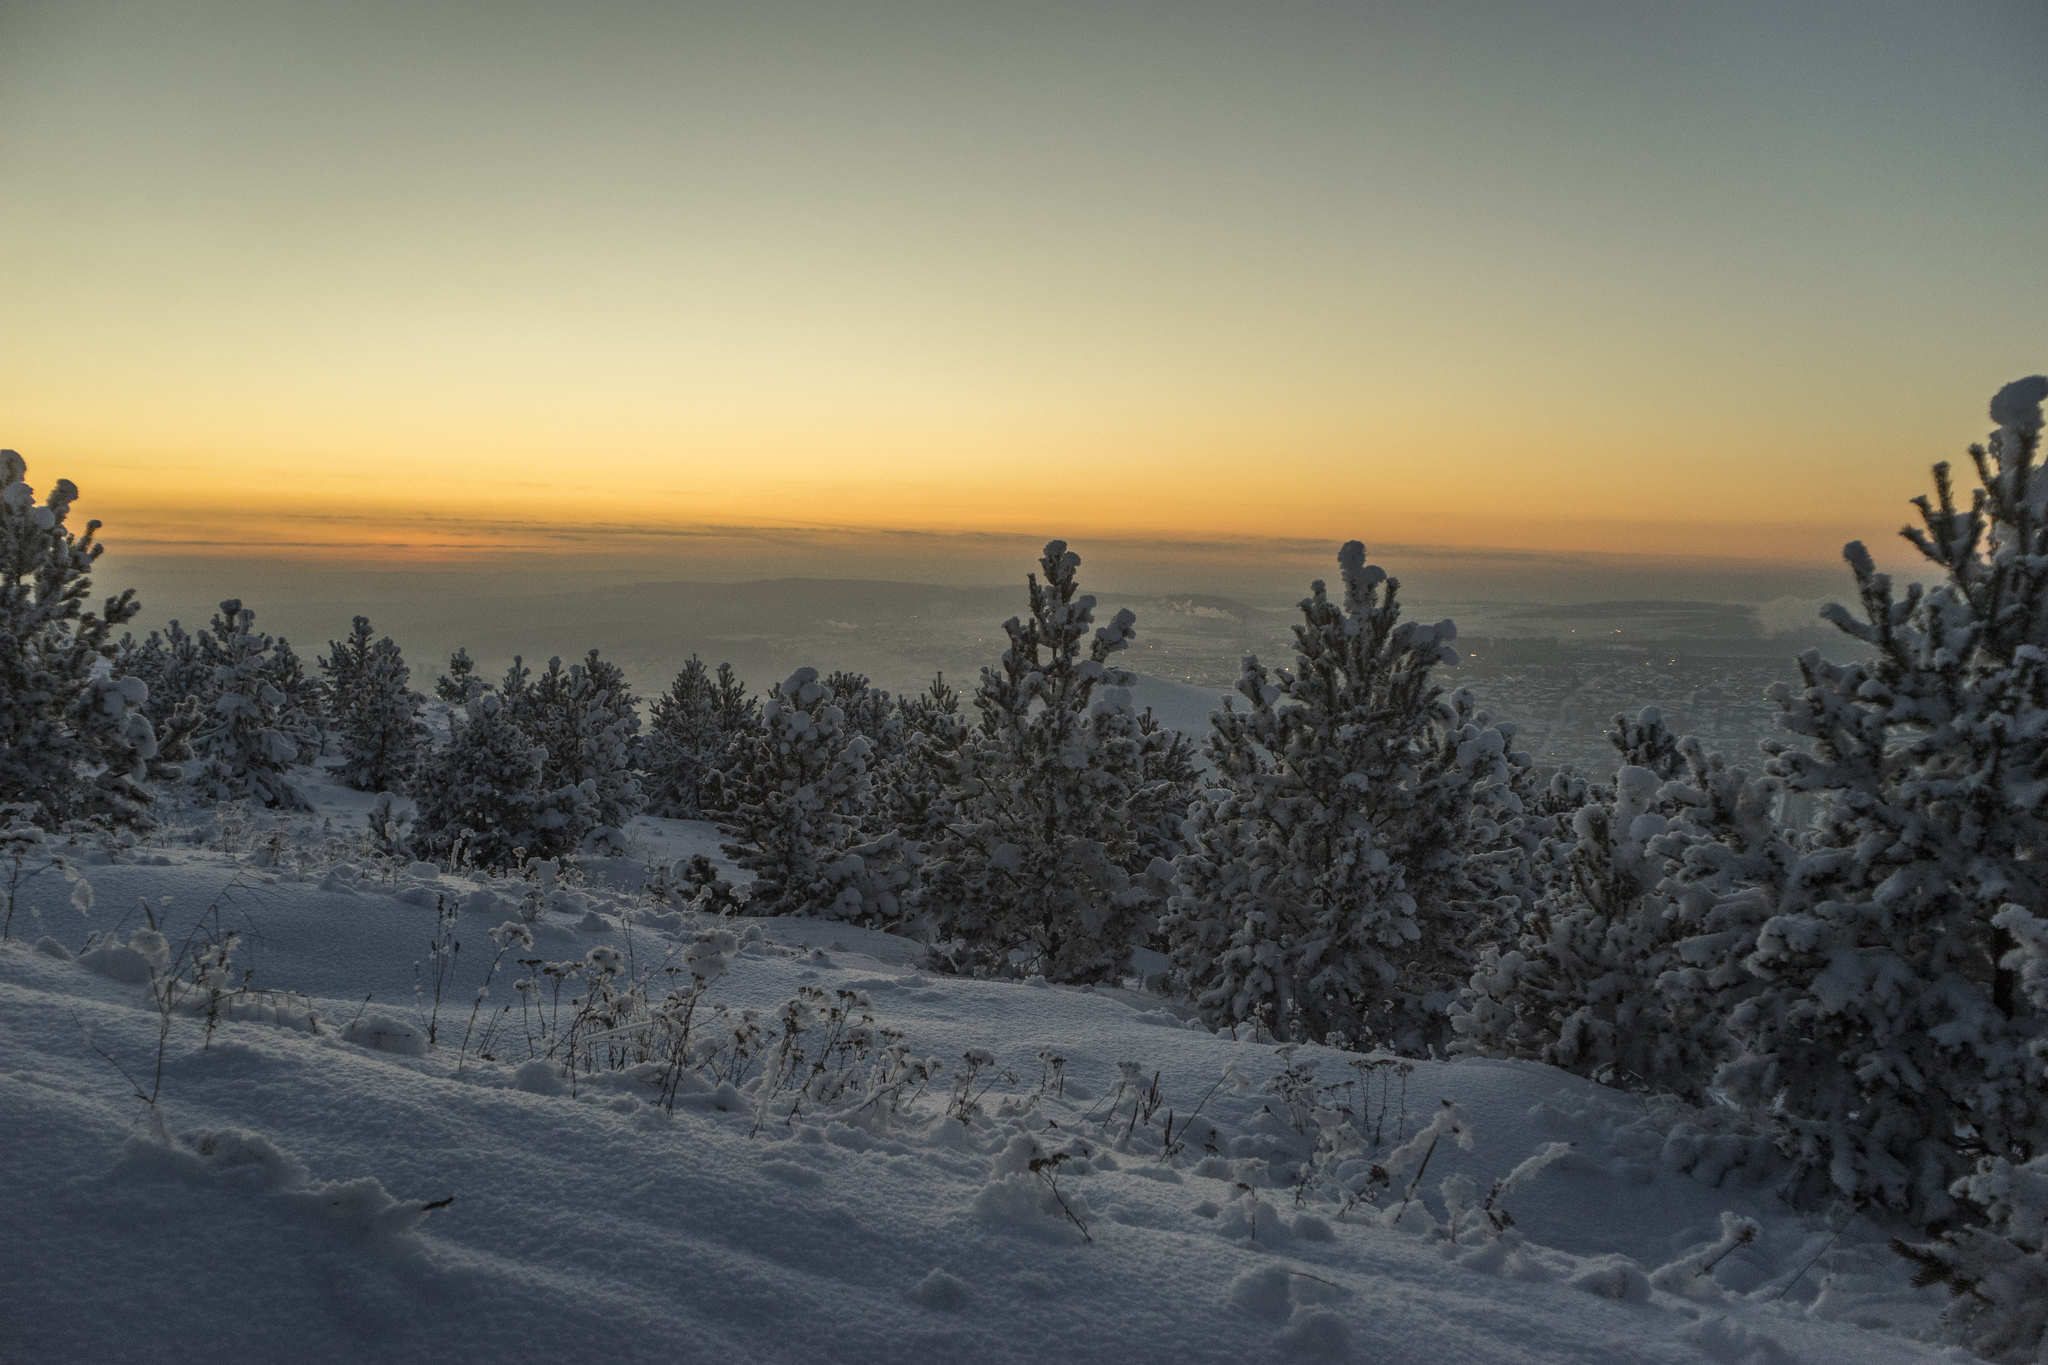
xmin=0 ymin=776 xmax=1968 ymax=1363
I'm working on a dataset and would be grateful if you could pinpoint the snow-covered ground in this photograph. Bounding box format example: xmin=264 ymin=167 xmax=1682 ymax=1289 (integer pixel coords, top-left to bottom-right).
xmin=0 ymin=772 xmax=1969 ymax=1363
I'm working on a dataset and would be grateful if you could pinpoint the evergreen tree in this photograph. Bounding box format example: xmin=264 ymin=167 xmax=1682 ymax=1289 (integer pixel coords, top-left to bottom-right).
xmin=502 ymin=650 xmax=644 ymax=847
xmin=1451 ymin=710 xmax=1782 ymax=1097
xmin=435 ymin=647 xmax=486 ymax=703
xmin=643 ymin=656 xmax=757 ymax=818
xmin=0 ymin=450 xmax=166 ymax=827
xmin=116 ymin=618 xmax=211 ymax=727
xmin=189 ymin=599 xmax=307 ymax=808
xmin=719 ymin=667 xmax=915 ymax=923
xmin=1134 ymin=706 xmax=1204 ymax=867
xmin=921 ymin=542 xmax=1177 ymax=984
xmin=878 ymin=673 xmax=968 ymax=846
xmin=265 ymin=636 xmax=327 ymax=757
xmin=824 ymin=669 xmax=902 ymax=763
xmin=1894 ymin=1149 xmax=2048 ymax=1363
xmin=1165 ymin=541 xmax=1532 ymax=1050
xmin=1691 ymin=376 xmax=2048 ymax=1220
xmin=414 ymin=692 xmax=591 ymax=869
xmin=321 ymin=616 xmax=427 ymax=793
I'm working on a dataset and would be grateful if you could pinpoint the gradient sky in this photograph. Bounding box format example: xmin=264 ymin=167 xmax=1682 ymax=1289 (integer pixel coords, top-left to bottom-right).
xmin=3 ymin=0 xmax=2044 ymax=582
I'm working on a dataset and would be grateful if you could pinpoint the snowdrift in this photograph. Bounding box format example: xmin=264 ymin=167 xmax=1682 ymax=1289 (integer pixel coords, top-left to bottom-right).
xmin=0 ymin=792 xmax=1964 ymax=1364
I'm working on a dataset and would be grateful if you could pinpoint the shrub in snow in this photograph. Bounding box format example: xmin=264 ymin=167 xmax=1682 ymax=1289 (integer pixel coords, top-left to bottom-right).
xmin=1696 ymin=377 xmax=2048 ymax=1220
xmin=1 ymin=811 xmax=95 ymax=941
xmin=414 ymin=693 xmax=592 ymax=869
xmin=921 ymin=542 xmax=1180 ymax=983
xmin=188 ymin=600 xmax=309 ymax=809
xmin=0 ymin=449 xmax=169 ymax=828
xmin=321 ymin=616 xmax=428 ymax=793
xmin=642 ymin=656 xmax=757 ymax=818
xmin=502 ymin=650 xmax=644 ymax=845
xmin=365 ymin=791 xmax=418 ymax=860
xmin=1166 ymin=541 xmax=1534 ymax=1050
xmin=720 ymin=667 xmax=916 ymax=923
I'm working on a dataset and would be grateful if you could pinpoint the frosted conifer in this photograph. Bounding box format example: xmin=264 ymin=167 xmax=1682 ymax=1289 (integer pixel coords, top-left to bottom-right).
xmin=720 ymin=667 xmax=914 ymax=923
xmin=415 ymin=692 xmax=591 ymax=869
xmin=265 ymin=637 xmax=326 ymax=756
xmin=1894 ymin=1152 xmax=2048 ymax=1363
xmin=1135 ymin=707 xmax=1204 ymax=867
xmin=643 ymin=657 xmax=757 ymax=818
xmin=321 ymin=616 xmax=427 ymax=793
xmin=503 ymin=650 xmax=644 ymax=847
xmin=187 ymin=599 xmax=308 ymax=808
xmin=1451 ymin=710 xmax=1781 ymax=1096
xmin=117 ymin=618 xmax=211 ymax=727
xmin=1701 ymin=376 xmax=2048 ymax=1220
xmin=921 ymin=542 xmax=1178 ymax=984
xmin=1165 ymin=541 xmax=1532 ymax=1050
xmin=824 ymin=670 xmax=902 ymax=763
xmin=878 ymin=673 xmax=967 ymax=846
xmin=435 ymin=647 xmax=486 ymax=704
xmin=0 ymin=450 xmax=166 ymax=827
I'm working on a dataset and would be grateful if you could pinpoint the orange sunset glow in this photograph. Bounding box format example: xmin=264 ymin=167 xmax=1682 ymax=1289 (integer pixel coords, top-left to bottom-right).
xmin=3 ymin=2 xmax=2044 ymax=585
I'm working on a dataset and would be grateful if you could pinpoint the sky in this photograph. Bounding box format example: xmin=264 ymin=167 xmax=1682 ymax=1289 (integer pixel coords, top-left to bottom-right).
xmin=3 ymin=0 xmax=2045 ymax=596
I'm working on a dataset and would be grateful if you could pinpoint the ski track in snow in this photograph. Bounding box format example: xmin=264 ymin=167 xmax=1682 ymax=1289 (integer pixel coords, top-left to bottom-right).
xmin=0 ymin=785 xmax=1967 ymax=1364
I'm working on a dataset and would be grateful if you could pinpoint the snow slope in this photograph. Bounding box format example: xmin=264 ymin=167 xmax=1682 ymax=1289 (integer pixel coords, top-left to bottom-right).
xmin=0 ymin=780 xmax=1969 ymax=1364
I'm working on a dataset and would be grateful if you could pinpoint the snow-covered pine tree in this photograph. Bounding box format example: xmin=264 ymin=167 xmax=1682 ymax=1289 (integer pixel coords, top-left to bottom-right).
xmin=921 ymin=542 xmax=1178 ymax=984
xmin=1164 ymin=541 xmax=1532 ymax=1051
xmin=1701 ymin=376 xmax=2048 ymax=1221
xmin=1889 ymin=903 xmax=2048 ymax=1361
xmin=1451 ymin=709 xmax=1786 ymax=1098
xmin=642 ymin=656 xmax=757 ymax=819
xmin=877 ymin=673 xmax=968 ymax=846
xmin=0 ymin=450 xmax=167 ymax=827
xmin=719 ymin=667 xmax=914 ymax=923
xmin=824 ymin=670 xmax=903 ymax=763
xmin=320 ymin=617 xmax=427 ymax=794
xmin=414 ymin=692 xmax=590 ymax=869
xmin=116 ymin=617 xmax=212 ymax=728
xmin=189 ymin=599 xmax=307 ymax=808
xmin=435 ymin=647 xmax=486 ymax=703
xmin=321 ymin=615 xmax=373 ymax=717
xmin=1135 ymin=706 xmax=1204 ymax=867
xmin=510 ymin=650 xmax=645 ymax=846
xmin=265 ymin=637 xmax=327 ymax=758
xmin=699 ymin=661 xmax=758 ymax=814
